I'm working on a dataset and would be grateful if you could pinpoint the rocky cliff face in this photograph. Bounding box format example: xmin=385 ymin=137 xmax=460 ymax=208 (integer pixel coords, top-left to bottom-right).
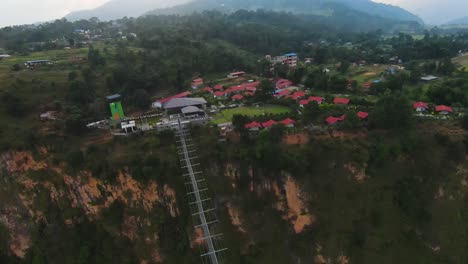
xmin=0 ymin=150 xmax=178 ymax=263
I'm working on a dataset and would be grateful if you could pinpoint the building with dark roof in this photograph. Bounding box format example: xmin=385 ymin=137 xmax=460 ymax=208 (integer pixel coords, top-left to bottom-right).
xmin=163 ymin=97 xmax=207 ymax=117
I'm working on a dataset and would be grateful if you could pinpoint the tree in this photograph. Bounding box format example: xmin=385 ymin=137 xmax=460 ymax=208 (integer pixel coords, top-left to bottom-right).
xmin=269 ymin=124 xmax=285 ymax=143
xmin=65 ymin=107 xmax=87 ymax=136
xmin=338 ymin=61 xmax=351 ymax=74
xmin=328 ymin=76 xmax=347 ymax=92
xmin=68 ymin=80 xmax=93 ymax=105
xmin=370 ymin=94 xmax=413 ymax=130
xmin=87 ymin=45 xmax=105 ymax=66
xmin=288 ymin=66 xmax=305 ymax=84
xmin=254 ymin=79 xmax=275 ymax=102
xmin=11 ymin=64 xmax=21 ymax=72
xmin=132 ymin=89 xmax=151 ymax=110
xmin=461 ymin=115 xmax=468 ymax=131
xmin=232 ymin=114 xmax=249 ymax=133
xmin=343 ymin=111 xmax=361 ymax=130
xmin=1 ymin=92 xmax=26 ymax=117
xmin=302 ymin=101 xmax=320 ymax=125
xmin=68 ymin=71 xmax=78 ymax=82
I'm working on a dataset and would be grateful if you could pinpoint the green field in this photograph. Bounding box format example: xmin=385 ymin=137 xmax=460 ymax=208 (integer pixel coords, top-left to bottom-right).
xmin=212 ymin=105 xmax=292 ymax=124
xmin=453 ymin=54 xmax=468 ymax=68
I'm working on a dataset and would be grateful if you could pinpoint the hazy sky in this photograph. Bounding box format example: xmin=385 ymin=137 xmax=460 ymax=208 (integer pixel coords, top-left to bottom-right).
xmin=1 ymin=0 xmax=467 ymax=27
xmin=0 ymin=0 xmax=109 ymax=27
xmin=376 ymin=0 xmax=468 ymax=24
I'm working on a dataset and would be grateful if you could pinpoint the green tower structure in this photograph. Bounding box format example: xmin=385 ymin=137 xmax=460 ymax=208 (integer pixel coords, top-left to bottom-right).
xmin=106 ymin=94 xmax=125 ymax=121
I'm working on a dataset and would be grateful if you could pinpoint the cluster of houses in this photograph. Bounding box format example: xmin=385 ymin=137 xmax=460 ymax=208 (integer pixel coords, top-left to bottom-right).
xmin=200 ymin=80 xmax=261 ymax=101
xmin=413 ymin=102 xmax=453 ymax=115
xmin=325 ymin=112 xmax=369 ymax=125
xmin=245 ymin=118 xmax=297 ymax=131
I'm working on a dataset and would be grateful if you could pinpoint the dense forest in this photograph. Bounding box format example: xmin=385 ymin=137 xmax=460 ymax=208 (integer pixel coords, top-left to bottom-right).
xmin=0 ymin=9 xmax=467 ymax=264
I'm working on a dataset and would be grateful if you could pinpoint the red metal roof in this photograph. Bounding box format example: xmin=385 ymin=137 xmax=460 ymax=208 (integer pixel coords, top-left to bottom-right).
xmin=232 ymin=94 xmax=244 ymax=101
xmin=334 ymin=98 xmax=350 ymax=105
xmin=357 ymin=111 xmax=369 ymax=119
xmin=201 ymin=87 xmax=213 ymax=93
xmin=277 ymin=90 xmax=291 ymax=96
xmin=213 ymin=91 xmax=225 ymax=97
xmin=435 ymin=105 xmax=453 ymax=112
xmin=276 ymin=79 xmax=293 ymax=89
xmin=213 ymin=85 xmax=223 ymax=90
xmin=326 ymin=116 xmax=345 ymax=125
xmin=299 ymin=100 xmax=310 ymax=106
xmin=309 ymin=96 xmax=324 ymax=103
xmin=287 ymin=91 xmax=306 ymax=101
xmin=262 ymin=120 xmax=278 ymax=128
xmin=413 ymin=102 xmax=429 ymax=109
xmin=245 ymin=121 xmax=262 ymax=129
xmin=276 ymin=79 xmax=291 ymax=84
xmin=157 ymin=91 xmax=192 ymax=104
xmin=280 ymin=118 xmax=296 ymax=125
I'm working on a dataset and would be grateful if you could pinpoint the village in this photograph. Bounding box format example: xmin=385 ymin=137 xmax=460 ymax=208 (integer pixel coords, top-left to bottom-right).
xmin=89 ymin=51 xmax=460 ymax=144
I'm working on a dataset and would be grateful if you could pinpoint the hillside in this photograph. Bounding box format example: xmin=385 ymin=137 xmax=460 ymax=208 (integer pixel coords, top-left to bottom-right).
xmin=65 ymin=0 xmax=190 ymax=21
xmin=148 ymin=0 xmax=422 ymax=24
xmin=1 ymin=10 xmax=468 ymax=264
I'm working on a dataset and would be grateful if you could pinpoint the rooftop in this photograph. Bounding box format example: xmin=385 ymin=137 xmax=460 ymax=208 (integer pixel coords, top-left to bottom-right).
xmin=163 ymin=97 xmax=207 ymax=109
xmin=181 ymin=106 xmax=203 ymax=115
xmin=106 ymin=94 xmax=122 ymax=101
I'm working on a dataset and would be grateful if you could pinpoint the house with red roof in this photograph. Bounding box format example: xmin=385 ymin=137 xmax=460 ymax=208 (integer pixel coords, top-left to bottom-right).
xmin=280 ymin=118 xmax=296 ymax=128
xmin=287 ymin=91 xmax=306 ymax=101
xmin=334 ymin=98 xmax=350 ymax=105
xmin=435 ymin=105 xmax=453 ymax=115
xmin=213 ymin=91 xmax=226 ymax=98
xmin=299 ymin=100 xmax=310 ymax=107
xmin=276 ymin=79 xmax=293 ymax=89
xmin=245 ymin=121 xmax=262 ymax=131
xmin=309 ymin=96 xmax=325 ymax=104
xmin=413 ymin=102 xmax=429 ymax=112
xmin=191 ymin=78 xmax=204 ymax=89
xmin=213 ymin=85 xmax=223 ymax=90
xmin=277 ymin=89 xmax=291 ymax=97
xmin=232 ymin=94 xmax=244 ymax=101
xmin=357 ymin=111 xmax=369 ymax=119
xmin=262 ymin=120 xmax=278 ymax=129
xmin=201 ymin=87 xmax=213 ymax=93
xmin=326 ymin=116 xmax=345 ymax=125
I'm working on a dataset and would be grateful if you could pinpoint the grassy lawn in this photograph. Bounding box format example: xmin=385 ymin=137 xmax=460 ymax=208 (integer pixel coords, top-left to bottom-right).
xmin=212 ymin=105 xmax=291 ymax=124
xmin=347 ymin=64 xmax=389 ymax=84
xmin=453 ymin=53 xmax=468 ymax=69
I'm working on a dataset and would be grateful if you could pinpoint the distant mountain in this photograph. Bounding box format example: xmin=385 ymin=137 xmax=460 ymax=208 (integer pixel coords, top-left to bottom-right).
xmin=338 ymin=0 xmax=423 ymax=24
xmin=147 ymin=0 xmax=423 ymax=24
xmin=446 ymin=16 xmax=468 ymax=25
xmin=65 ymin=0 xmax=190 ymax=21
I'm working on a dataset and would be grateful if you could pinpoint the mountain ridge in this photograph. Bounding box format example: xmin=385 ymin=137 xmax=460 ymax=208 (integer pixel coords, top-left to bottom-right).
xmin=64 ymin=0 xmax=423 ymax=25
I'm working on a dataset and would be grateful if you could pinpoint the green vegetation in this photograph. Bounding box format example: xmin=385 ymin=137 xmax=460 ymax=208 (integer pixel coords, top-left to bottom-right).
xmin=212 ymin=105 xmax=291 ymax=124
xmin=0 ymin=8 xmax=467 ymax=264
